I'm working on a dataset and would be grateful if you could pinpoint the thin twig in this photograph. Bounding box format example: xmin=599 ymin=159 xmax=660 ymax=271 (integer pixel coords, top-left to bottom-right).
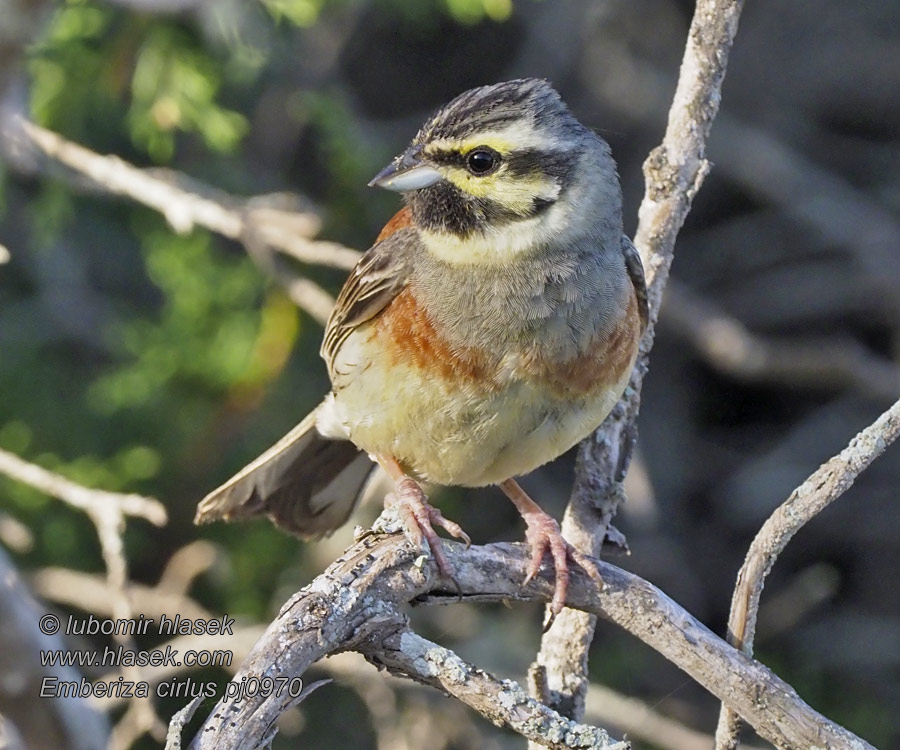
xmin=164 ymin=697 xmax=205 ymax=750
xmin=530 ymin=0 xmax=746 ymax=726
xmin=9 ymin=118 xmax=358 ymax=322
xmin=156 ymin=540 xmax=220 ymax=594
xmin=713 ymin=396 xmax=900 ymax=750
xmin=0 ymin=447 xmax=166 ymax=525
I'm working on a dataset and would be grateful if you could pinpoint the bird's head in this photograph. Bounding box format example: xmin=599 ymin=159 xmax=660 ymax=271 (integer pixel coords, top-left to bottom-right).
xmin=369 ymin=78 xmax=619 ymax=265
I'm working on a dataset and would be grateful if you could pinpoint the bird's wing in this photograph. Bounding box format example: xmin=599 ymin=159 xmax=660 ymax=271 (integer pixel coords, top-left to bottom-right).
xmin=196 ymin=208 xmax=418 ymax=537
xmin=320 ymin=207 xmax=416 ymax=377
xmin=622 ymin=235 xmax=649 ymax=332
xmin=194 ymin=405 xmax=374 ymax=538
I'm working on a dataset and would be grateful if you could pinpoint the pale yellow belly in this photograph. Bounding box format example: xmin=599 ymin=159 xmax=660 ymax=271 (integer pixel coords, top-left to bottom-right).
xmin=319 ymin=335 xmax=630 ymax=487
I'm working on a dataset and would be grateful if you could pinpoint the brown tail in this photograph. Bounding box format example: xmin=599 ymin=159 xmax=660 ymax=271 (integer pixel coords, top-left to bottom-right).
xmin=195 ymin=405 xmax=373 ymax=538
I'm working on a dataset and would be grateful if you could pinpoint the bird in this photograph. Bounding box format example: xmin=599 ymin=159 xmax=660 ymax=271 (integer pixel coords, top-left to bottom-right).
xmin=196 ymin=78 xmax=647 ymax=617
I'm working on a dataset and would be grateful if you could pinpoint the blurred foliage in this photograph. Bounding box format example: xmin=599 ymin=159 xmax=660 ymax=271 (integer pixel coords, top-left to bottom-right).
xmin=262 ymin=0 xmax=332 ymax=28
xmin=30 ymin=0 xmax=251 ymax=158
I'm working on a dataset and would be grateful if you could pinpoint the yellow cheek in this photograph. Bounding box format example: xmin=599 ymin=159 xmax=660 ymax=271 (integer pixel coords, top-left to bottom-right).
xmin=444 ymin=170 xmax=560 ymax=215
xmin=445 ymin=170 xmax=497 ymax=198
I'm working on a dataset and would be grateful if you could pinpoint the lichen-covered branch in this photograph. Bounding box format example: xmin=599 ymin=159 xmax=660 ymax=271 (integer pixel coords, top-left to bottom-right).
xmin=531 ymin=0 xmax=746 ymax=725
xmin=714 ymin=395 xmax=900 ymax=750
xmin=354 ymin=621 xmax=627 ymax=750
xmin=184 ymin=533 xmax=873 ymax=750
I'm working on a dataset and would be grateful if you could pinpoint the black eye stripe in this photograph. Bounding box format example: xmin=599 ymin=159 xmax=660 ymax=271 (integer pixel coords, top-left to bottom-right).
xmin=426 ymin=147 xmax=572 ymax=181
xmin=504 ymin=149 xmax=572 ymax=179
xmin=428 ymin=150 xmax=468 ymax=168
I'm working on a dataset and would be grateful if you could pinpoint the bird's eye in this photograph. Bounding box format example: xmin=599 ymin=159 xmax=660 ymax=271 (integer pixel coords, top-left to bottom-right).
xmin=466 ymin=148 xmax=499 ymax=175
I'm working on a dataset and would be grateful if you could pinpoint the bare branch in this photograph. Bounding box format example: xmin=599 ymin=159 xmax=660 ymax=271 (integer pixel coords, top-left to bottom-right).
xmin=714 ymin=396 xmax=900 ymax=750
xmin=355 ymin=620 xmax=627 ymax=750
xmin=6 ymin=117 xmax=361 ymax=323
xmin=532 ymin=0 xmax=746 ymax=724
xmin=184 ymin=533 xmax=873 ymax=750
xmin=584 ymin=684 xmax=765 ymax=750
xmin=663 ymin=280 xmax=900 ymax=400
xmin=633 ymin=0 xmax=745 ymax=309
xmin=0 ymin=447 xmax=166 ymax=526
xmin=156 ymin=540 xmax=220 ymax=594
xmin=280 ymin=276 xmax=336 ymax=326
xmin=16 ymin=118 xmax=360 ymax=268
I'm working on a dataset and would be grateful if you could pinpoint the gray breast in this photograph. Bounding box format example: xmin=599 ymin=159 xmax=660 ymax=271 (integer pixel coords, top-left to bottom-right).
xmin=412 ymin=237 xmax=628 ymax=364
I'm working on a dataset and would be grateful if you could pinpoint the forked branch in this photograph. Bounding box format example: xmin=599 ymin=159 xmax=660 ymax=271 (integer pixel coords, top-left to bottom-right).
xmin=714 ymin=396 xmax=900 ymax=749
xmin=184 ymin=534 xmax=873 ymax=750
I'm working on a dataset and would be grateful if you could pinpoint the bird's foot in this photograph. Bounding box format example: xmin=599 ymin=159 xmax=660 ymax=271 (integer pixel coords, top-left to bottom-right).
xmin=385 ymin=477 xmax=470 ymax=581
xmin=520 ymin=508 xmax=603 ymax=628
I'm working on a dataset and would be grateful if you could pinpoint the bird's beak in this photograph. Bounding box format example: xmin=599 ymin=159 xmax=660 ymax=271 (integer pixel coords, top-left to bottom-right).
xmin=368 ymin=145 xmax=442 ymax=192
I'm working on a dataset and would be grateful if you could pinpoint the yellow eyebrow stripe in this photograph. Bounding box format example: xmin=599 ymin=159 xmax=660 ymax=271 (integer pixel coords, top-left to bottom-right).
xmin=426 ymin=137 xmax=516 ymax=156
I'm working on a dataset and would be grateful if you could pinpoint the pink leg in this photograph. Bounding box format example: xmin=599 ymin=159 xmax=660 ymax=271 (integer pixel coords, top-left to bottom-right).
xmin=498 ymin=478 xmax=602 ymax=622
xmin=378 ymin=457 xmax=470 ymax=579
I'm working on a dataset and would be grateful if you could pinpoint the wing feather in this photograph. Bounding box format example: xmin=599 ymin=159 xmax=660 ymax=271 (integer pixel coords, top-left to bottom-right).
xmin=621 ymin=236 xmax=649 ymax=331
xmin=320 ymin=213 xmax=415 ymax=375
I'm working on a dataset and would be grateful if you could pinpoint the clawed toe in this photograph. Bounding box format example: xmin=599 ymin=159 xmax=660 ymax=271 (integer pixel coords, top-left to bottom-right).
xmin=521 ymin=510 xmax=603 ymax=625
xmin=428 ymin=506 xmax=471 ymax=547
xmin=497 ymin=479 xmax=603 ymax=626
xmin=385 ymin=476 xmax=467 ymax=583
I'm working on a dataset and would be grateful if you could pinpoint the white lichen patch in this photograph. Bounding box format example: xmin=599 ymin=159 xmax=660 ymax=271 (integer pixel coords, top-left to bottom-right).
xmin=371 ymin=506 xmax=406 ymax=535
xmin=399 ymin=632 xmax=468 ymax=683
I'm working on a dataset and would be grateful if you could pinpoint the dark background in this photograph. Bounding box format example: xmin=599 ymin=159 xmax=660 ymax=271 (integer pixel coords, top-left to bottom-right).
xmin=1 ymin=0 xmax=898 ymax=748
